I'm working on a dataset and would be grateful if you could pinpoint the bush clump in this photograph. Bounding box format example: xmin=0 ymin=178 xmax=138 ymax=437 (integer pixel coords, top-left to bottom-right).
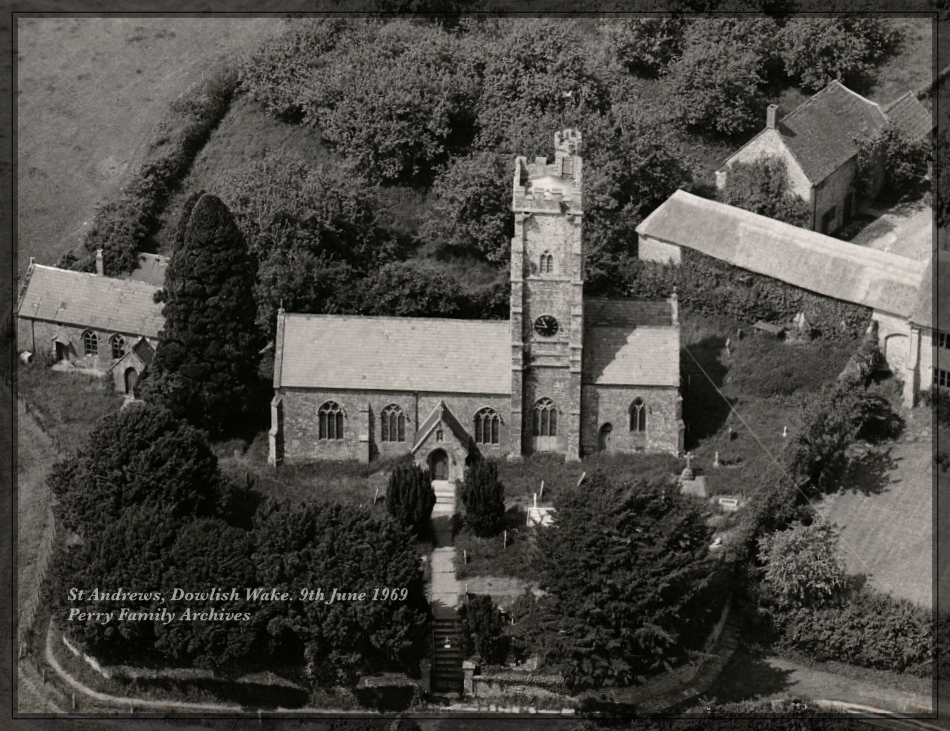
xmin=386 ymin=460 xmax=436 ymax=537
xmin=459 ymin=458 xmax=506 ymax=537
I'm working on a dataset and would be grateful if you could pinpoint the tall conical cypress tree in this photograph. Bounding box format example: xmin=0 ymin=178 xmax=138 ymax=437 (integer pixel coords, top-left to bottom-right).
xmin=141 ymin=193 xmax=262 ymax=437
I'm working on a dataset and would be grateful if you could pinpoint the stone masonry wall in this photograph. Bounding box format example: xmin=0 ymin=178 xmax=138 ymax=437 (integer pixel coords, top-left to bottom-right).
xmin=580 ymin=384 xmax=683 ymax=455
xmin=18 ymin=317 xmax=157 ymax=373
xmin=278 ymin=388 xmax=510 ymax=463
xmin=814 ymin=158 xmax=856 ymax=233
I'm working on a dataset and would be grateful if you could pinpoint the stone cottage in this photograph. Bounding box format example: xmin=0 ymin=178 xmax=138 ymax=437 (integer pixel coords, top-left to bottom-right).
xmin=269 ymin=130 xmax=685 ymax=477
xmin=636 ymin=190 xmax=939 ymax=407
xmin=715 ymin=80 xmax=933 ymax=234
xmin=15 ymin=251 xmax=163 ymax=394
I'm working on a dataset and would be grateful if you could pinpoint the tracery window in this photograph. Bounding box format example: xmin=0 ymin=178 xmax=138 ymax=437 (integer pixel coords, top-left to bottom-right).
xmin=381 ymin=404 xmax=406 ymax=442
xmin=82 ymin=330 xmax=98 ymax=357
xmin=533 ymin=398 xmax=557 ymax=437
xmin=318 ymin=401 xmax=344 ymax=440
xmin=474 ymin=408 xmax=500 ymax=445
xmin=630 ymin=398 xmax=647 ymax=433
xmin=110 ymin=334 xmax=125 ymax=360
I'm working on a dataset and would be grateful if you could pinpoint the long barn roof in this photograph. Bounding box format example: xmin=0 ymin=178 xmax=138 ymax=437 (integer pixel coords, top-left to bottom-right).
xmin=636 ymin=190 xmax=930 ymax=319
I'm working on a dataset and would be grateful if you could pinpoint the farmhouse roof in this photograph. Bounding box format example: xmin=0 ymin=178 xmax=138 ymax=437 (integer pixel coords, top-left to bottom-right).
xmin=16 ymin=263 xmax=165 ymax=338
xmin=773 ymin=81 xmax=888 ymax=184
xmin=909 ymin=249 xmax=948 ymax=331
xmin=883 ymin=92 xmax=934 ymax=141
xmin=274 ymin=313 xmax=511 ymax=394
xmin=636 ymin=190 xmax=929 ymax=318
xmin=583 ymin=299 xmax=680 ymax=387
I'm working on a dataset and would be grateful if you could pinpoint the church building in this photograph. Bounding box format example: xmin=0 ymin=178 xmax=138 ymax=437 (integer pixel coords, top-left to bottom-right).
xmin=268 ymin=130 xmax=684 ymax=479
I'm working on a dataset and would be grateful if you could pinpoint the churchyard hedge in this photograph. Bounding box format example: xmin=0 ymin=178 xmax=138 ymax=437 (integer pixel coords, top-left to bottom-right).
xmin=626 ymin=249 xmax=872 ymax=340
xmin=772 ymin=588 xmax=932 ymax=676
xmin=66 ymin=64 xmax=239 ymax=276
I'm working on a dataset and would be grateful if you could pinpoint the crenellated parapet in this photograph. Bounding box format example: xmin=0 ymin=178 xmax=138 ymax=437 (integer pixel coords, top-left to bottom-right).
xmin=512 ymin=129 xmax=583 ymax=215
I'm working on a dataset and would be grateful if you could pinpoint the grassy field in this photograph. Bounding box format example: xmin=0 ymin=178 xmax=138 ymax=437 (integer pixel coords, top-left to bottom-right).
xmin=867 ymin=16 xmax=935 ymax=104
xmin=817 ymin=407 xmax=934 ymax=609
xmin=16 ymin=17 xmax=283 ymax=275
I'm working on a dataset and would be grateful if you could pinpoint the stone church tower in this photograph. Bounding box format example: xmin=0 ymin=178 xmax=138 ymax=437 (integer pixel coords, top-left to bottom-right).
xmin=509 ymin=129 xmax=585 ymax=461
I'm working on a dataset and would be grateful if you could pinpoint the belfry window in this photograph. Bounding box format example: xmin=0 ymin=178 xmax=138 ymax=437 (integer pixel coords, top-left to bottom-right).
xmin=540 ymin=251 xmax=554 ymax=274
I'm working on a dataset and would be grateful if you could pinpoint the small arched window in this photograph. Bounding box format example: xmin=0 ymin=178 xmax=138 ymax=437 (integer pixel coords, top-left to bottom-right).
xmin=533 ymin=398 xmax=557 ymax=437
xmin=110 ymin=334 xmax=125 ymax=360
xmin=474 ymin=408 xmax=500 ymax=445
xmin=630 ymin=398 xmax=646 ymax=433
xmin=318 ymin=401 xmax=344 ymax=440
xmin=539 ymin=251 xmax=554 ymax=274
xmin=82 ymin=330 xmax=98 ymax=357
xmin=381 ymin=404 xmax=406 ymax=442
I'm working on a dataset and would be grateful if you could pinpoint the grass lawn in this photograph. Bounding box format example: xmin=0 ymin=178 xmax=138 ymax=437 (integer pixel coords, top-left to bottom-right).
xmin=817 ymin=407 xmax=934 ymax=609
xmin=867 ymin=17 xmax=935 ymax=104
xmin=679 ymin=313 xmax=858 ymax=498
xmin=16 ymin=396 xmax=59 ymax=624
xmin=17 ymin=365 xmax=125 ymax=455
xmin=16 ymin=17 xmax=284 ymax=275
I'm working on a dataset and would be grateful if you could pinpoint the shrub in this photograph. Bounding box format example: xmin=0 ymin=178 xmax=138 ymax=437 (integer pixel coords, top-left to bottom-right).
xmin=854 ymin=122 xmax=931 ymax=203
xmin=773 ymin=588 xmax=932 ymax=676
xmin=757 ymin=521 xmax=848 ymax=608
xmin=386 ymin=461 xmax=436 ymax=537
xmin=461 ymin=594 xmax=509 ymax=665
xmin=459 ymin=459 xmax=506 ymax=537
xmin=919 ymin=386 xmax=950 ymax=427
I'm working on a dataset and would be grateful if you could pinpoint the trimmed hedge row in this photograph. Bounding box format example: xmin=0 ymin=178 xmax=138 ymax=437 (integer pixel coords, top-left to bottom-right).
xmin=774 ymin=589 xmax=932 ymax=676
xmin=626 ymin=248 xmax=872 ymax=340
xmin=65 ymin=65 xmax=239 ymax=276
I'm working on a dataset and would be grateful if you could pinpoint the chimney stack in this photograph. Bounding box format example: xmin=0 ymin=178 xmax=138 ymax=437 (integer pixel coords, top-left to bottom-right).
xmin=766 ymin=104 xmax=779 ymax=130
xmin=95 ymin=248 xmax=104 ymax=276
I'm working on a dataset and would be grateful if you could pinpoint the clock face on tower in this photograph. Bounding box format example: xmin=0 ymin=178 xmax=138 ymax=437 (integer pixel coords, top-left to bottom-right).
xmin=534 ymin=315 xmax=559 ymax=337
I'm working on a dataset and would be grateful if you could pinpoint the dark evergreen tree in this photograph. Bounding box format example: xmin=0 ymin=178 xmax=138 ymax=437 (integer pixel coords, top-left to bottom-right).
xmin=252 ymin=500 xmax=431 ymax=686
xmin=461 ymin=594 xmax=509 ymax=665
xmin=47 ymin=402 xmax=231 ymax=537
xmin=513 ymin=472 xmax=714 ymax=690
xmin=140 ymin=193 xmax=263 ymax=438
xmin=155 ymin=518 xmax=265 ymax=671
xmin=386 ymin=461 xmax=436 ymax=537
xmin=459 ymin=459 xmax=505 ymax=537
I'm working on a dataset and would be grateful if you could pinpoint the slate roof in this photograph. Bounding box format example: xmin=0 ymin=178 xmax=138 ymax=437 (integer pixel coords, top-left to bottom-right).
xmin=909 ymin=249 xmax=948 ymax=331
xmin=16 ymin=264 xmax=164 ymax=338
xmin=583 ymin=299 xmax=680 ymax=387
xmin=884 ymin=92 xmax=934 ymax=141
xmin=411 ymin=401 xmax=472 ymax=453
xmin=275 ymin=314 xmax=511 ymax=393
xmin=127 ymin=252 xmax=169 ymax=287
xmin=636 ymin=190 xmax=930 ymax=318
xmin=774 ymin=80 xmax=888 ymax=184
